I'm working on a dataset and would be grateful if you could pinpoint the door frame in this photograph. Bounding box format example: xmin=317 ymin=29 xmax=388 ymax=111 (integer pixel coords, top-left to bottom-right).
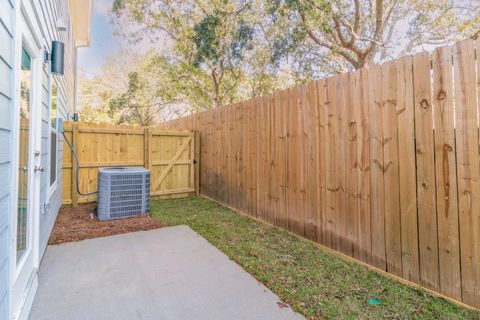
xmin=9 ymin=1 xmax=44 ymax=319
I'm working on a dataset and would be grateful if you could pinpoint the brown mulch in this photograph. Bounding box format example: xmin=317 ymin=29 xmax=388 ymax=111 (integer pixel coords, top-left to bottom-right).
xmin=48 ymin=203 xmax=164 ymax=245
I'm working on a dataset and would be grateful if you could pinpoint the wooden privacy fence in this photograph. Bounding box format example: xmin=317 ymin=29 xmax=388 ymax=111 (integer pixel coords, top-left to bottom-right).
xmin=62 ymin=122 xmax=198 ymax=205
xmin=160 ymin=39 xmax=480 ymax=309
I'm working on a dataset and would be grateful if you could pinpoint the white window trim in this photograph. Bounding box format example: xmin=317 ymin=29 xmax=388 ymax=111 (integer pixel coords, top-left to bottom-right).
xmin=47 ymin=76 xmax=58 ymax=200
xmin=47 ymin=127 xmax=58 ymax=199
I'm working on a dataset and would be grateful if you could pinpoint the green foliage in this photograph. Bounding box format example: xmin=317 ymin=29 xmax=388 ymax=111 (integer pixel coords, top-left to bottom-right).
xmin=193 ymin=14 xmax=222 ymax=67
xmin=265 ymin=0 xmax=479 ymax=72
xmin=111 ymin=0 xmax=285 ymax=110
xmin=78 ymin=50 xmax=179 ymax=125
xmin=102 ymin=0 xmax=480 ymax=118
xmin=231 ymin=20 xmax=254 ymax=61
xmin=109 ymin=70 xmax=162 ymax=126
xmin=192 ymin=13 xmax=254 ymax=67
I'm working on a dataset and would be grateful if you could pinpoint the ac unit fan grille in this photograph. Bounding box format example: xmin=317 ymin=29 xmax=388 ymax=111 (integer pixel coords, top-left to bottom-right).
xmin=97 ymin=167 xmax=150 ymax=221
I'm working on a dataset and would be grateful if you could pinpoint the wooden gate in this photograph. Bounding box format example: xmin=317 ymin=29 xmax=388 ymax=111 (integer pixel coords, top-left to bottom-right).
xmin=62 ymin=122 xmax=199 ymax=205
xmin=147 ymin=129 xmax=197 ymax=198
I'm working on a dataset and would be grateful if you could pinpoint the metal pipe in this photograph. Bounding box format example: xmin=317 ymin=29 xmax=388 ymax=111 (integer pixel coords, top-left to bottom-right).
xmin=61 ymin=131 xmax=98 ymax=196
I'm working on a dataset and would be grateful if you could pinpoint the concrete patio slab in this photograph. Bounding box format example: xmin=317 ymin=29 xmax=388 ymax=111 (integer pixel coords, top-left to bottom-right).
xmin=30 ymin=225 xmax=304 ymax=320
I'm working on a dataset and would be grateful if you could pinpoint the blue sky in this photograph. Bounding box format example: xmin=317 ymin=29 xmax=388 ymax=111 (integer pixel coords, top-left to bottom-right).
xmin=78 ymin=0 xmax=120 ymax=76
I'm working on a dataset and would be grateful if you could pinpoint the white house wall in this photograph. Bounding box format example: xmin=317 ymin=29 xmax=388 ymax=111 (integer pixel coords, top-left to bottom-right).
xmin=0 ymin=0 xmax=77 ymax=318
xmin=0 ymin=0 xmax=15 ymax=317
xmin=34 ymin=0 xmax=75 ymax=258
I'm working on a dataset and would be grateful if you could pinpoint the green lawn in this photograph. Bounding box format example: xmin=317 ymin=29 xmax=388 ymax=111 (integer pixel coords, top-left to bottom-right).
xmin=151 ymin=196 xmax=479 ymax=320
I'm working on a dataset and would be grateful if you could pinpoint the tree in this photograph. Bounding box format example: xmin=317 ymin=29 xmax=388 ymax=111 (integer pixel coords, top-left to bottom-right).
xmin=78 ymin=50 xmax=158 ymax=124
xmin=267 ymin=0 xmax=480 ymax=73
xmin=111 ymin=0 xmax=285 ymax=109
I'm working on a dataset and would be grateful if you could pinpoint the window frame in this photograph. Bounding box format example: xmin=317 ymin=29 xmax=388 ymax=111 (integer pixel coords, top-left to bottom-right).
xmin=47 ymin=75 xmax=59 ymax=199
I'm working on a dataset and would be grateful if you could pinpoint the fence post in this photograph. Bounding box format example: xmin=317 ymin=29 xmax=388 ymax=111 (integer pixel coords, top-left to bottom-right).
xmin=144 ymin=127 xmax=152 ymax=193
xmin=71 ymin=122 xmax=79 ymax=207
xmin=195 ymin=131 xmax=200 ymax=196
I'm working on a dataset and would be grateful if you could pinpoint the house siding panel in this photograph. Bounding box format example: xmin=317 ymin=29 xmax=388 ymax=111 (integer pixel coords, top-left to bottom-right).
xmin=1 ymin=0 xmax=77 ymax=316
xmin=0 ymin=226 xmax=8 ymax=273
xmin=0 ymin=59 xmax=12 ymax=99
xmin=0 ymin=163 xmax=10 ymax=200
xmin=36 ymin=0 xmax=75 ymax=257
xmin=0 ymin=130 xmax=10 ymax=164
xmin=0 ymin=94 xmax=11 ymax=130
xmin=0 ymin=0 xmax=13 ymax=34
xmin=0 ymin=22 xmax=12 ymax=65
xmin=0 ymin=0 xmax=12 ymax=316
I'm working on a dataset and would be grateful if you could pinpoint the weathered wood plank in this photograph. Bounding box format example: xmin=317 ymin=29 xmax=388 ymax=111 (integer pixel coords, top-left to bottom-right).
xmin=396 ymin=56 xmax=420 ymax=283
xmin=368 ymin=63 xmax=386 ymax=270
xmin=413 ymin=51 xmax=439 ymax=291
xmin=381 ymin=61 xmax=403 ymax=276
xmin=432 ymin=44 xmax=462 ymax=300
xmin=454 ymin=39 xmax=480 ymax=306
xmin=345 ymin=72 xmax=358 ymax=257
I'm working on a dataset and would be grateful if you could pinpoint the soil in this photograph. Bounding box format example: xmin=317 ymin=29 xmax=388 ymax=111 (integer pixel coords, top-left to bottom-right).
xmin=48 ymin=203 xmax=164 ymax=245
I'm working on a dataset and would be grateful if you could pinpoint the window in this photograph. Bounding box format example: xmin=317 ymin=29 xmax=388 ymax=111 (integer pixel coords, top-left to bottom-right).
xmin=49 ymin=80 xmax=58 ymax=189
xmin=17 ymin=45 xmax=32 ymax=263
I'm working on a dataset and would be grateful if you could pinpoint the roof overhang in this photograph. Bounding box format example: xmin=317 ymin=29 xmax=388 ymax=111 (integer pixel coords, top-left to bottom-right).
xmin=68 ymin=0 xmax=93 ymax=47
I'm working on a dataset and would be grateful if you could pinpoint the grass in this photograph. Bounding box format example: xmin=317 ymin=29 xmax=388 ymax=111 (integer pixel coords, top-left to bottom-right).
xmin=151 ymin=196 xmax=480 ymax=320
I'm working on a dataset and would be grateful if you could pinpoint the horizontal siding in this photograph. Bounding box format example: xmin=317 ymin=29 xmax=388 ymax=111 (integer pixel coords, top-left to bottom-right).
xmin=0 ymin=0 xmax=13 ymax=34
xmin=0 ymin=292 xmax=7 ymax=320
xmin=0 ymin=94 xmax=10 ymax=130
xmin=0 ymin=225 xmax=8 ymax=271
xmin=0 ymin=59 xmax=12 ymax=98
xmin=0 ymin=129 xmax=9 ymax=164
xmin=40 ymin=138 xmax=63 ymax=257
xmin=0 ymin=194 xmax=8 ymax=236
xmin=0 ymin=0 xmax=13 ymax=317
xmin=39 ymin=64 xmax=51 ymax=255
xmin=0 ymin=163 xmax=9 ymax=203
xmin=37 ymin=0 xmax=75 ymax=258
xmin=0 ymin=196 xmax=8 ymax=318
xmin=0 ymin=196 xmax=9 ymax=295
xmin=0 ymin=20 xmax=12 ymax=65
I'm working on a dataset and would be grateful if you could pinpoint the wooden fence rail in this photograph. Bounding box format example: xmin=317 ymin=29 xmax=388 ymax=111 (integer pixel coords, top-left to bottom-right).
xmin=62 ymin=122 xmax=198 ymax=205
xmin=160 ymin=39 xmax=480 ymax=309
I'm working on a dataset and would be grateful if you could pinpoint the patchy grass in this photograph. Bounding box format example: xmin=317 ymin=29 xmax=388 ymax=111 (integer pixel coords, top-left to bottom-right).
xmin=151 ymin=197 xmax=479 ymax=320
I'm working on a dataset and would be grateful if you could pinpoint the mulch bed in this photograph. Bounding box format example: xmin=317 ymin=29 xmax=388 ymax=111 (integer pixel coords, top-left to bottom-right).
xmin=48 ymin=203 xmax=164 ymax=245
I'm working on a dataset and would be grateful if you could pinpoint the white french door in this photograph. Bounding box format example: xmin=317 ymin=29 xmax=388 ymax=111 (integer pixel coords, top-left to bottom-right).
xmin=11 ymin=7 xmax=42 ymax=320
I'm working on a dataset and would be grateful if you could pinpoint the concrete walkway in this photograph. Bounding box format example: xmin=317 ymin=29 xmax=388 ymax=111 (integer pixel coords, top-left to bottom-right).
xmin=30 ymin=226 xmax=304 ymax=320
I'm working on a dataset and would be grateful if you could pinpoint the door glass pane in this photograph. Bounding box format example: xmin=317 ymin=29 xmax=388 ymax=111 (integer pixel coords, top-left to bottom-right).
xmin=17 ymin=46 xmax=32 ymax=263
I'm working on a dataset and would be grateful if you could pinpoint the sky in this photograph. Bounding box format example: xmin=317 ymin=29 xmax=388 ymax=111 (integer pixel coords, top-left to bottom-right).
xmin=77 ymin=0 xmax=119 ymax=77
xmin=77 ymin=0 xmax=156 ymax=78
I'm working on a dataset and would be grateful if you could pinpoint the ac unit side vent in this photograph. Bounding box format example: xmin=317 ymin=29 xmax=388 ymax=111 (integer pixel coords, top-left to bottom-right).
xmin=97 ymin=167 xmax=150 ymax=221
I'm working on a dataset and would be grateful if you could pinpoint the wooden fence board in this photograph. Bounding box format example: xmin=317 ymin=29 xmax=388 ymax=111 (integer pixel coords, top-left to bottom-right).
xmin=159 ymin=41 xmax=480 ymax=310
xmin=62 ymin=122 xmax=196 ymax=204
xmin=413 ymin=51 xmax=439 ymax=291
xmin=396 ymin=56 xmax=420 ymax=283
xmin=368 ymin=63 xmax=386 ymax=270
xmin=345 ymin=72 xmax=358 ymax=257
xmin=357 ymin=68 xmax=371 ymax=263
xmin=335 ymin=74 xmax=347 ymax=254
xmin=454 ymin=39 xmax=480 ymax=307
xmin=325 ymin=77 xmax=336 ymax=249
xmin=381 ymin=61 xmax=403 ymax=276
xmin=432 ymin=44 xmax=462 ymax=300
xmin=287 ymin=86 xmax=301 ymax=234
xmin=306 ymin=81 xmax=318 ymax=241
xmin=315 ymin=80 xmax=327 ymax=245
